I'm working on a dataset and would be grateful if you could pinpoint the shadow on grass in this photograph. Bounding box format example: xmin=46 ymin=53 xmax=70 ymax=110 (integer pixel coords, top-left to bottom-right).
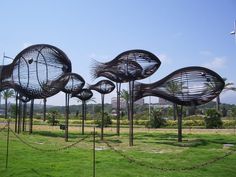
xmin=32 ymin=131 xmax=91 ymax=139
xmin=138 ymin=138 xmax=208 ymax=147
xmin=207 ymin=138 xmax=236 ymax=145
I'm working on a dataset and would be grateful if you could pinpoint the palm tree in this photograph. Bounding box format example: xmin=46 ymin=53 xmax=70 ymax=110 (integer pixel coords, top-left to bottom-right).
xmin=216 ymin=78 xmax=236 ymax=111
xmin=2 ymin=89 xmax=15 ymax=119
xmin=120 ymin=89 xmax=129 ymax=118
xmin=77 ymin=96 xmax=96 ymax=135
xmin=165 ymin=80 xmax=184 ymax=142
xmin=166 ymin=81 xmax=183 ymax=120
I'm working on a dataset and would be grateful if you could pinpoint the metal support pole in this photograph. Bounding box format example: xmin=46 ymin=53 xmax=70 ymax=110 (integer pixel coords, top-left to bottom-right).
xmin=17 ymin=99 xmax=22 ymax=134
xmin=6 ymin=117 xmax=10 ymax=168
xmin=129 ymin=81 xmax=134 ymax=146
xmin=43 ymin=98 xmax=46 ymax=121
xmin=29 ymin=99 xmax=34 ymax=134
xmin=65 ymin=93 xmax=69 ymax=142
xmin=116 ymin=83 xmax=121 ymax=136
xmin=82 ymin=101 xmax=85 ymax=135
xmin=22 ymin=102 xmax=27 ymax=131
xmin=15 ymin=94 xmax=18 ymax=133
xmin=177 ymin=105 xmax=183 ymax=142
xmin=101 ymin=94 xmax=104 ymax=140
xmin=92 ymin=102 xmax=96 ymax=177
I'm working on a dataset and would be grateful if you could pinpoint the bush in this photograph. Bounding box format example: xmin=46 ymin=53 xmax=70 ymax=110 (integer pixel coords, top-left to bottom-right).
xmin=204 ymin=109 xmax=223 ymax=128
xmin=146 ymin=109 xmax=166 ymax=128
xmin=47 ymin=110 xmax=60 ymax=126
xmin=166 ymin=120 xmax=177 ymax=127
xmin=135 ymin=119 xmax=148 ymax=125
xmin=182 ymin=120 xmax=205 ymax=127
xmin=183 ymin=115 xmax=204 ymax=120
xmin=222 ymin=120 xmax=236 ymax=128
xmin=96 ymin=112 xmax=112 ymax=128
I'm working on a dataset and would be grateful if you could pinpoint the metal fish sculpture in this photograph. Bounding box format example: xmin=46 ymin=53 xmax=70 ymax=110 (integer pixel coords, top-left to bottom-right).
xmin=71 ymin=88 xmax=93 ymax=101
xmin=61 ymin=73 xmax=85 ymax=94
xmin=91 ymin=49 xmax=161 ymax=82
xmin=0 ymin=44 xmax=72 ymax=99
xmin=134 ymin=66 xmax=225 ymax=106
xmin=89 ymin=80 xmax=115 ymax=94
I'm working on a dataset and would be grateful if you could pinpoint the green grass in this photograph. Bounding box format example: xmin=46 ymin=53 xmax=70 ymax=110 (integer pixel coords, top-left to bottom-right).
xmin=0 ymin=127 xmax=236 ymax=177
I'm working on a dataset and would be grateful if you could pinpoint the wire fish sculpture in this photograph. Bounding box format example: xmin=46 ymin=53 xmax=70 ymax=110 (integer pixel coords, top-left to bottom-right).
xmin=0 ymin=44 xmax=72 ymax=99
xmin=61 ymin=73 xmax=85 ymax=95
xmin=91 ymin=49 xmax=161 ymax=83
xmin=71 ymin=88 xmax=93 ymax=101
xmin=89 ymin=80 xmax=115 ymax=94
xmin=134 ymin=66 xmax=225 ymax=106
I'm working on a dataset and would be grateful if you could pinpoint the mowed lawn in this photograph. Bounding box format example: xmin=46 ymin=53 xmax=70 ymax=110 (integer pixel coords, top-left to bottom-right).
xmin=0 ymin=124 xmax=236 ymax=177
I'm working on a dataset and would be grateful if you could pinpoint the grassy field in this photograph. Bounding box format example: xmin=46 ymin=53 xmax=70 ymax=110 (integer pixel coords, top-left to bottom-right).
xmin=0 ymin=124 xmax=236 ymax=177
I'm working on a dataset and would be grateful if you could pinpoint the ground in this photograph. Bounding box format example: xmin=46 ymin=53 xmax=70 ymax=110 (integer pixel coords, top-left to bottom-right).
xmin=0 ymin=124 xmax=236 ymax=177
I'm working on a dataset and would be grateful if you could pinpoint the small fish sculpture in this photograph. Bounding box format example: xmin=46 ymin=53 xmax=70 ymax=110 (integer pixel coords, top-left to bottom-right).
xmin=61 ymin=73 xmax=85 ymax=95
xmin=89 ymin=80 xmax=115 ymax=94
xmin=71 ymin=88 xmax=93 ymax=101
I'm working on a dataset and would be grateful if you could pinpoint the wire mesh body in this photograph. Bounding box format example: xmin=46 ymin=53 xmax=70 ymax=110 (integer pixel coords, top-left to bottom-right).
xmin=61 ymin=73 xmax=85 ymax=94
xmin=134 ymin=66 xmax=225 ymax=106
xmin=89 ymin=80 xmax=115 ymax=94
xmin=91 ymin=49 xmax=161 ymax=83
xmin=0 ymin=44 xmax=72 ymax=99
xmin=71 ymin=88 xmax=93 ymax=101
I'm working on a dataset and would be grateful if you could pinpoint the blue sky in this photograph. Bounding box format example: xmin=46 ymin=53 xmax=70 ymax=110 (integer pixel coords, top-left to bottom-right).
xmin=0 ymin=0 xmax=236 ymax=105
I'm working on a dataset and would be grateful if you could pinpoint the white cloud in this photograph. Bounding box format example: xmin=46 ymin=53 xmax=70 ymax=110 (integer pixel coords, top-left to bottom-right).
xmin=203 ymin=57 xmax=227 ymax=70
xmin=22 ymin=42 xmax=32 ymax=49
xmin=200 ymin=50 xmax=212 ymax=56
xmin=158 ymin=54 xmax=172 ymax=65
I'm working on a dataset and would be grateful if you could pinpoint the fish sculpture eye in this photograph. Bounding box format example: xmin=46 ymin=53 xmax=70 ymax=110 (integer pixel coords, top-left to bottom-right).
xmin=134 ymin=66 xmax=225 ymax=106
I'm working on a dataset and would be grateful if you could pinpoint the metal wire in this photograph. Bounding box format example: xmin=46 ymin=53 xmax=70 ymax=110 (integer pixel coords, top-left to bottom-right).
xmin=102 ymin=139 xmax=236 ymax=171
xmin=0 ymin=124 xmax=7 ymax=132
xmin=9 ymin=128 xmax=89 ymax=152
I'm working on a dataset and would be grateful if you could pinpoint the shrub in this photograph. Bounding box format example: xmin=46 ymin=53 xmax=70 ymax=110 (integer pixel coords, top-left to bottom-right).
xmin=182 ymin=120 xmax=205 ymax=127
xmin=96 ymin=112 xmax=112 ymax=127
xmin=47 ymin=110 xmax=60 ymax=126
xmin=183 ymin=115 xmax=204 ymax=120
xmin=204 ymin=109 xmax=223 ymax=128
xmin=222 ymin=120 xmax=236 ymax=128
xmin=166 ymin=120 xmax=177 ymax=127
xmin=135 ymin=119 xmax=148 ymax=125
xmin=146 ymin=109 xmax=166 ymax=128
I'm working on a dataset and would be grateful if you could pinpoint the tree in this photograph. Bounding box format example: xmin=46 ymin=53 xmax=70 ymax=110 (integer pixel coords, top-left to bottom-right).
xmin=216 ymin=78 xmax=236 ymax=111
xmin=146 ymin=108 xmax=166 ymax=128
xmin=204 ymin=109 xmax=222 ymax=128
xmin=166 ymin=81 xmax=183 ymax=120
xmin=120 ymin=89 xmax=129 ymax=117
xmin=2 ymin=89 xmax=15 ymax=119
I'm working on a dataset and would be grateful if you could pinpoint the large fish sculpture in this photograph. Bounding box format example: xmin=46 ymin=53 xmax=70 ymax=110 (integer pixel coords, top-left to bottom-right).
xmin=134 ymin=66 xmax=225 ymax=106
xmin=0 ymin=44 xmax=72 ymax=99
xmin=91 ymin=49 xmax=161 ymax=82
